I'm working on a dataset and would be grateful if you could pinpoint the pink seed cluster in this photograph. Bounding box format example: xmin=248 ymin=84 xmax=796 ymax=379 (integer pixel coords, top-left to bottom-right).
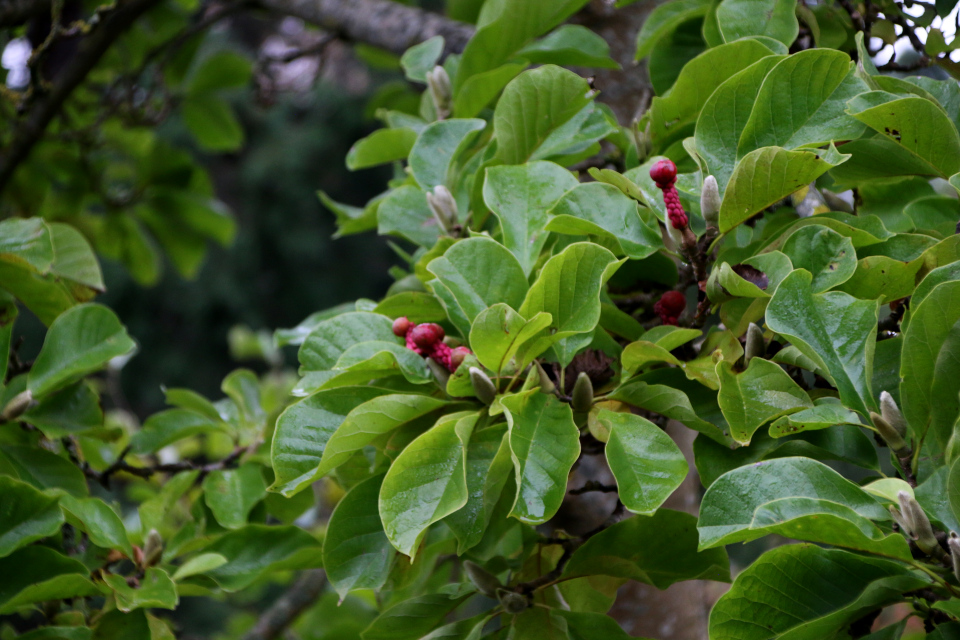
xmin=650 ymin=159 xmax=688 ymax=230
xmin=393 ymin=317 xmax=470 ymax=372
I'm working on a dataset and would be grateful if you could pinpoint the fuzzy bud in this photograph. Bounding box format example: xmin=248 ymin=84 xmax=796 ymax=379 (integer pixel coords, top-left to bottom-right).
xmin=143 ymin=529 xmax=163 ymax=567
xmin=879 ymin=391 xmax=907 ymax=438
xmin=950 ymin=532 xmax=960 ymax=583
xmin=871 ymin=412 xmax=910 ymax=456
xmin=469 ymin=367 xmax=497 ymax=405
xmin=426 ymin=185 xmax=458 ymax=233
xmin=497 ymin=589 xmax=529 ymax=615
xmin=426 ymin=65 xmax=452 ymax=120
xmin=535 ymin=361 xmax=556 ymax=395
xmin=1 ymin=390 xmax=34 ymax=422
xmin=898 ymin=491 xmax=945 ymax=560
xmin=427 ymin=357 xmax=451 ymax=387
xmin=572 ymin=372 xmax=594 ymax=413
xmin=463 ymin=561 xmax=501 ymax=597
xmin=821 ymin=189 xmax=854 ymax=213
xmin=701 ymin=175 xmax=721 ymax=228
xmin=743 ymin=323 xmax=765 ymax=367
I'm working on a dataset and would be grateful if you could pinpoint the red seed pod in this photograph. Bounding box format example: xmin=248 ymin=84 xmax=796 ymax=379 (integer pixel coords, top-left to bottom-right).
xmin=449 ymin=346 xmax=471 ymax=370
xmin=393 ymin=316 xmax=413 ymax=337
xmin=410 ymin=323 xmax=445 ymax=350
xmin=654 ymin=290 xmax=686 ymax=325
xmin=649 ymin=159 xmax=677 ymax=187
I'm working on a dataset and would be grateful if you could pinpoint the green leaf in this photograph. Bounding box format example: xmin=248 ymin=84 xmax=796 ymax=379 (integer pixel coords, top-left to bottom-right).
xmin=469 ymin=304 xmax=552 ymax=375
xmin=380 ymin=412 xmax=475 ymax=556
xmin=0 ymin=444 xmax=88 ymax=498
xmin=315 ymin=394 xmax=452 ymax=479
xmin=511 ymin=608 xmax=568 ymax=640
xmin=846 ymin=93 xmax=960 ymax=178
xmin=835 ymin=255 xmax=921 ymax=302
xmin=221 ymin=368 xmax=264 ymax=425
xmin=698 ymin=457 xmax=892 ymax=549
xmin=518 ymin=25 xmax=618 ymax=69
xmin=361 ymin=593 xmax=468 ymax=640
xmin=298 ymin=312 xmax=396 ymax=372
xmin=400 ymin=36 xmax=443 ymax=83
xmin=92 ymin=610 xmax=150 ymax=640
xmin=709 ymin=544 xmax=927 ymax=640
xmin=768 ymin=399 xmax=862 ymax=437
xmin=780 ymin=225 xmax=858 ymax=292
xmin=426 ymin=237 xmax=529 ymax=323
xmin=202 ymin=464 xmax=267 ymax=530
xmin=717 ymin=358 xmax=812 ymax=445
xmin=610 ymin=378 xmax=728 ymax=444
xmin=103 ymin=567 xmax=177 ymax=612
xmin=377 ymin=185 xmax=441 ymax=248
xmin=600 ymin=410 xmax=688 ymax=515
xmin=270 ymin=387 xmax=390 ymax=496
xmin=324 ymin=474 xmax=396 ymax=598
xmin=188 ymin=51 xmax=251 ymax=94
xmin=443 ymin=424 xmax=512 ymax=553
xmin=204 ymin=525 xmax=321 ymax=591
xmin=901 ymin=281 xmax=960 ymax=452
xmin=346 ymin=128 xmax=418 ymax=171
xmin=28 ymin=303 xmax=136 ymax=398
xmin=0 ymin=546 xmax=98 ymax=615
xmin=767 ymin=269 xmax=879 ymax=417
xmin=453 ymin=61 xmax=528 ymax=119
xmin=951 ymin=459 xmax=960 ymax=530
xmin=409 ymin=119 xmax=486 ymax=191
xmin=171 ymin=553 xmax=228 ymax=581
xmin=545 ymin=182 xmax=663 ymax=260
xmin=564 ymin=509 xmax=730 ymax=588
xmin=59 ymin=496 xmax=132 ymax=557
xmin=716 ymin=0 xmax=798 ymax=45
xmin=719 ymin=145 xmax=850 ymax=232
xmin=634 ymin=0 xmax=712 ymax=61
xmin=182 ymin=95 xmax=244 ymax=152
xmin=22 ymin=381 xmax=103 ymax=438
xmin=0 ymin=476 xmax=64 ymax=559
xmin=130 ymin=409 xmax=225 ymax=455
xmin=374 ymin=292 xmax=447 ymax=323
xmin=48 ymin=223 xmax=104 ymax=292
xmin=518 ymin=242 xmax=622 ymax=367
xmin=483 ymin=161 xmax=578 ymax=275
xmin=493 ymin=65 xmax=594 ymax=164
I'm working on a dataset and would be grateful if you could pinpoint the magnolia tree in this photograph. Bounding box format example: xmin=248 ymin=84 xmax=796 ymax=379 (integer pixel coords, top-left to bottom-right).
xmin=3 ymin=0 xmax=960 ymax=638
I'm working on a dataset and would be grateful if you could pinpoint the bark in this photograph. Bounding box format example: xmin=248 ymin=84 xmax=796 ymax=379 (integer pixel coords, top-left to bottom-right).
xmin=257 ymin=0 xmax=474 ymax=58
xmin=241 ymin=570 xmax=328 ymax=640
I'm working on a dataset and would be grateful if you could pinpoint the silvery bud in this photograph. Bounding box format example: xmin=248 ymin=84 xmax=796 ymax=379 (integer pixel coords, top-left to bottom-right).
xmin=143 ymin=529 xmax=163 ymax=567
xmin=898 ymin=491 xmax=945 ymax=560
xmin=871 ymin=412 xmax=910 ymax=456
xmin=1 ymin=390 xmax=34 ymax=422
xmin=701 ymin=175 xmax=721 ymax=228
xmin=463 ymin=561 xmax=501 ymax=597
xmin=821 ymin=189 xmax=854 ymax=213
xmin=469 ymin=367 xmax=496 ymax=405
xmin=426 ymin=65 xmax=452 ymax=120
xmin=949 ymin=532 xmax=960 ymax=582
xmin=426 ymin=358 xmax=450 ymax=388
xmin=743 ymin=323 xmax=765 ymax=367
xmin=536 ymin=362 xmax=555 ymax=395
xmin=497 ymin=589 xmax=529 ymax=614
xmin=426 ymin=185 xmax=458 ymax=233
xmin=879 ymin=391 xmax=907 ymax=438
xmin=572 ymin=372 xmax=594 ymax=413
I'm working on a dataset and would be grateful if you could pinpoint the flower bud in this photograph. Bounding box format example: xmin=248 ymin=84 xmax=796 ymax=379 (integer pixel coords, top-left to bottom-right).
xmin=870 ymin=412 xmax=910 ymax=456
xmin=701 ymin=175 xmax=721 ymax=228
xmin=426 ymin=185 xmax=458 ymax=233
xmin=536 ymin=362 xmax=555 ymax=395
xmin=898 ymin=491 xmax=946 ymax=560
xmin=821 ymin=189 xmax=854 ymax=213
xmin=427 ymin=358 xmax=450 ymax=387
xmin=572 ymin=372 xmax=594 ymax=413
xmin=879 ymin=391 xmax=907 ymax=438
xmin=469 ymin=367 xmax=496 ymax=405
xmin=497 ymin=589 xmax=529 ymax=614
xmin=1 ymin=390 xmax=34 ymax=422
xmin=743 ymin=322 xmax=765 ymax=367
xmin=426 ymin=65 xmax=452 ymax=120
xmin=950 ymin=532 xmax=960 ymax=583
xmin=463 ymin=560 xmax=501 ymax=597
xmin=143 ymin=529 xmax=163 ymax=567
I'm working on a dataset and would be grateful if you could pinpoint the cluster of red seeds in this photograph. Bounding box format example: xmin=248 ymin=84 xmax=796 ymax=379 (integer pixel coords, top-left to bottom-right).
xmin=393 ymin=317 xmax=471 ymax=372
xmin=654 ymin=290 xmax=686 ymax=326
xmin=649 ymin=159 xmax=688 ymax=230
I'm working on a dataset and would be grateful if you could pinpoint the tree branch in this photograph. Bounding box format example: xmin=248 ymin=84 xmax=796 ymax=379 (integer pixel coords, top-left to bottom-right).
xmin=256 ymin=0 xmax=474 ymax=58
xmin=242 ymin=570 xmax=327 ymax=640
xmin=0 ymin=0 xmax=164 ymax=194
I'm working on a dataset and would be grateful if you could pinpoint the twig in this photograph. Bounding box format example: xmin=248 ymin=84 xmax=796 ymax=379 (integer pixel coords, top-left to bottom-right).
xmin=569 ymin=481 xmax=617 ymax=495
xmin=242 ymin=570 xmax=327 ymax=640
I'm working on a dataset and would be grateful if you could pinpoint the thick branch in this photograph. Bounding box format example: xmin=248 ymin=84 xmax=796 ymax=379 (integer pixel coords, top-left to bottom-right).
xmin=0 ymin=0 xmax=50 ymax=28
xmin=242 ymin=570 xmax=327 ymax=640
xmin=0 ymin=0 xmax=164 ymax=194
xmin=256 ymin=0 xmax=474 ymax=58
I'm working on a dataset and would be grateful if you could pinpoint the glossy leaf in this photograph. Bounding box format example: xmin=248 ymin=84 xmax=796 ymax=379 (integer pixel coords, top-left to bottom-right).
xmin=634 ymin=0 xmax=712 ymax=61
xmin=0 ymin=444 xmax=88 ymax=498
xmin=103 ymin=568 xmax=177 ymax=612
xmin=780 ymin=225 xmax=857 ymax=293
xmin=717 ymin=358 xmax=812 ymax=445
xmin=0 ymin=546 xmax=98 ymax=615
xmin=59 ymin=496 xmax=132 ymax=556
xmin=204 ymin=525 xmax=322 ymax=591
xmin=409 ymin=119 xmax=486 ymax=190
xmin=361 ymin=593 xmax=469 ymax=640
xmin=202 ymin=465 xmax=267 ymax=529
xmin=768 ymin=399 xmax=862 ymax=438
xmin=0 ymin=476 xmax=64 ymax=559
xmin=130 ymin=409 xmax=226 ymax=455
xmin=610 ymin=378 xmax=729 ymax=444
xmin=346 ymin=128 xmax=418 ymax=171
xmin=469 ymin=304 xmax=552 ymax=375
xmin=519 ymin=25 xmax=618 ymax=69
xmin=715 ymin=0 xmax=799 ymax=46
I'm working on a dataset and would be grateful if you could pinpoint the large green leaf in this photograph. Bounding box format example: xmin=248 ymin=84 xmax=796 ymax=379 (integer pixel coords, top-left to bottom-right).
xmin=0 ymin=476 xmax=64 ymax=559
xmin=377 ymin=185 xmax=441 ymax=248
xmin=59 ymin=496 xmax=132 ymax=557
xmin=717 ymin=358 xmax=813 ymax=445
xmin=202 ymin=465 xmax=267 ymax=530
xmin=409 ymin=119 xmax=486 ymax=190
xmin=715 ymin=0 xmax=798 ymax=46
xmin=518 ymin=242 xmax=622 ymax=367
xmin=563 ymin=509 xmax=730 ymax=588
xmin=361 ymin=593 xmax=469 ymax=640
xmin=780 ymin=225 xmax=857 ymax=293
xmin=469 ymin=304 xmax=552 ymax=375
xmin=0 ymin=546 xmax=98 ymax=615
xmin=379 ymin=412 xmax=475 ymax=557
xmin=27 ymin=304 xmax=136 ymax=398
xmin=314 ymin=394 xmax=452 ymax=479
xmin=519 ymin=24 xmax=618 ymax=69
xmin=545 ymin=182 xmax=663 ymax=260
xmin=346 ymin=128 xmax=418 ymax=171
xmin=501 ymin=390 xmax=580 ymax=525
xmin=600 ymin=410 xmax=688 ymax=515
xmin=846 ymin=93 xmax=960 ymax=178
xmin=900 ymin=280 xmax=960 ymax=452
xmin=719 ymin=145 xmax=850 ymax=232
xmin=951 ymin=459 xmax=960 ymax=530
xmin=103 ymin=568 xmax=177 ymax=612
xmin=270 ymin=387 xmax=389 ymax=497
xmin=698 ymin=457 xmax=893 ymax=551
xmin=634 ymin=0 xmax=712 ymax=61
xmin=483 ymin=161 xmax=578 ymax=276
xmin=129 ymin=409 xmax=226 ymax=455
xmin=204 ymin=525 xmax=321 ymax=591
xmin=47 ymin=223 xmax=104 ymax=292
xmin=0 ymin=444 xmax=88 ymax=498
xmin=426 ymin=237 xmax=528 ymax=322
xmin=610 ymin=378 xmax=729 ymax=444
xmin=709 ymin=545 xmax=928 ymax=640
xmin=492 ymin=65 xmax=593 ymax=164
xmin=766 ymin=269 xmax=879 ymax=417
xmin=768 ymin=399 xmax=862 ymax=438
xmin=323 ymin=474 xmax=396 ymax=598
